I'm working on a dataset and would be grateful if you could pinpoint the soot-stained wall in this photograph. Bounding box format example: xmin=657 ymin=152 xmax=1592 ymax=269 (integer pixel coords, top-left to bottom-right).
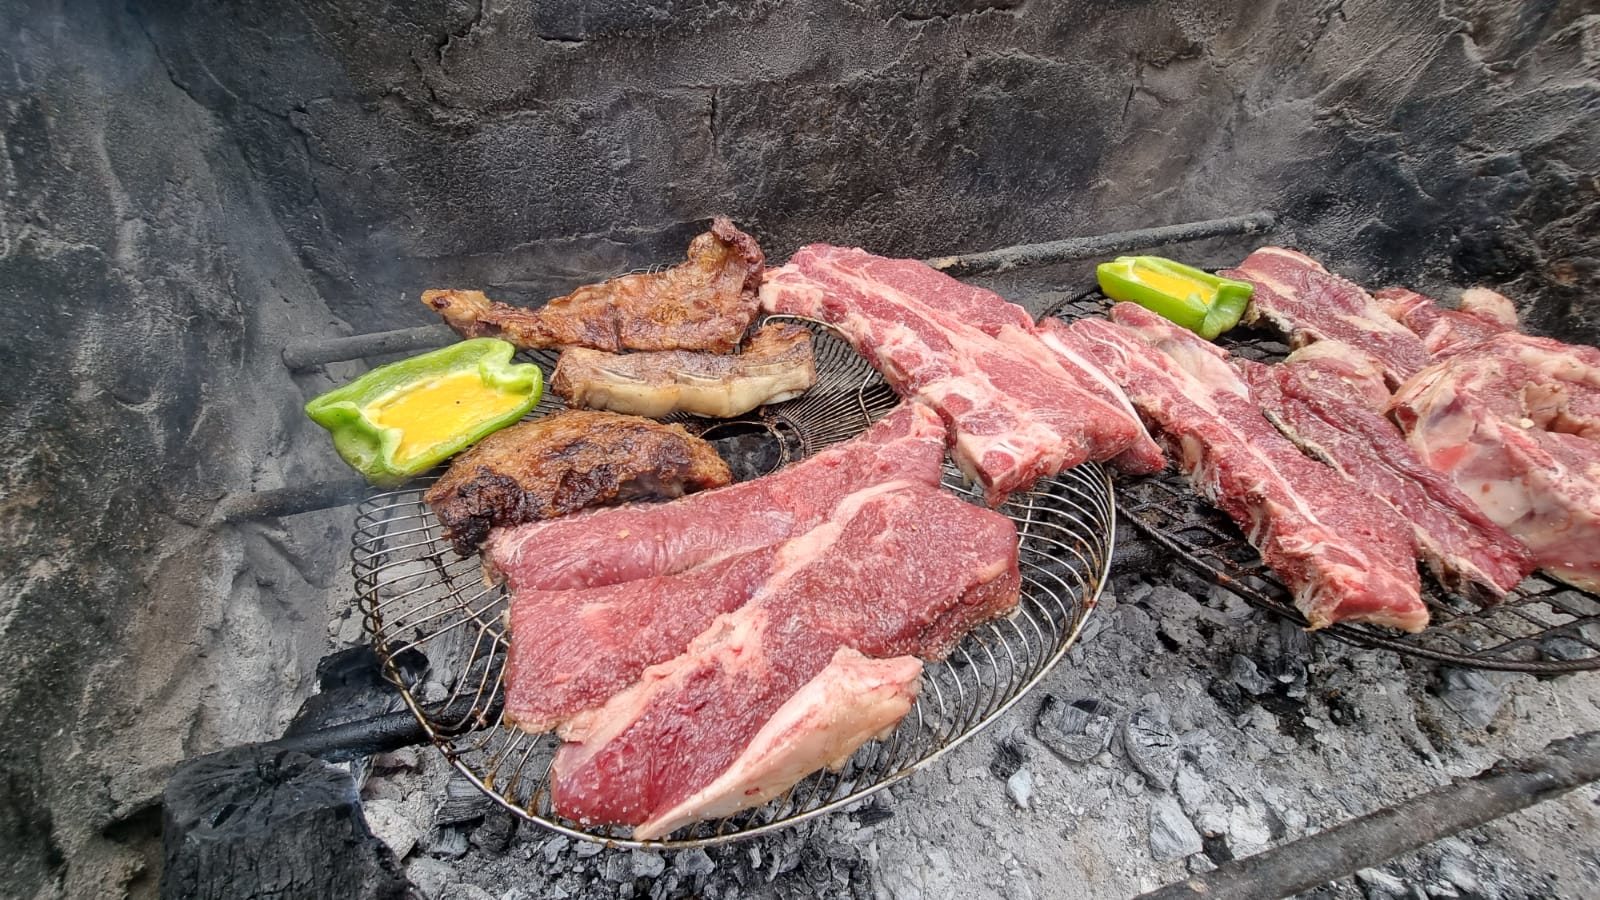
xmin=1 ymin=0 xmax=1597 ymax=896
xmin=137 ymin=0 xmax=1600 ymax=340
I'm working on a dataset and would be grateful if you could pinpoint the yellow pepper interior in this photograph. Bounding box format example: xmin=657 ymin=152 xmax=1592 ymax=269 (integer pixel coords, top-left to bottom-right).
xmin=1135 ymin=265 xmax=1217 ymax=305
xmin=366 ymin=371 xmax=528 ymax=464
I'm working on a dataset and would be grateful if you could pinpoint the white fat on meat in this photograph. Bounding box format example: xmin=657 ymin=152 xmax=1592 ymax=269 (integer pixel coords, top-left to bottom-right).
xmin=632 ymin=648 xmax=922 ymax=840
xmin=1458 ymin=287 xmax=1518 ymax=327
xmin=1391 ymin=333 xmax=1600 ymax=592
xmin=1279 ymin=342 xmax=1391 ymax=412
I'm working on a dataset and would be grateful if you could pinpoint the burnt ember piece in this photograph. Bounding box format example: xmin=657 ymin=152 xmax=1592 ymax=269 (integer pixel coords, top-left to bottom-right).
xmin=422 ymin=217 xmax=765 ymax=353
xmin=551 ymin=322 xmax=817 ymax=419
xmin=1072 ymin=309 xmax=1427 ymax=632
xmin=549 ymin=482 xmax=1020 ymax=836
xmin=1238 ymin=356 xmax=1534 ymax=601
xmin=1376 ymin=287 xmax=1518 ymax=357
xmin=1391 ymin=333 xmax=1600 ymax=593
xmin=483 ymin=403 xmax=946 ymax=591
xmin=425 ymin=411 xmax=732 ymax=556
xmin=1225 ymin=247 xmax=1428 ymax=387
xmin=761 ymin=245 xmax=1152 ymax=505
xmin=162 ymin=746 xmax=410 ymax=900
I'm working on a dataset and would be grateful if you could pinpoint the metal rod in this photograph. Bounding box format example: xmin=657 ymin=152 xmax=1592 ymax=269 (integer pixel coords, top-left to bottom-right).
xmin=1136 ymin=729 xmax=1600 ymax=900
xmin=213 ymin=479 xmax=372 ymax=523
xmin=283 ymin=324 xmax=456 ymax=371
xmin=279 ymin=213 xmax=1277 ymax=370
xmin=925 ymin=211 xmax=1277 ymax=275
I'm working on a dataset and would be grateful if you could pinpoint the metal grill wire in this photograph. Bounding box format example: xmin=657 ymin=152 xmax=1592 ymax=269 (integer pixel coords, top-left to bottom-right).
xmin=352 ymin=321 xmax=1116 ymax=848
xmin=1044 ymin=295 xmax=1600 ymax=674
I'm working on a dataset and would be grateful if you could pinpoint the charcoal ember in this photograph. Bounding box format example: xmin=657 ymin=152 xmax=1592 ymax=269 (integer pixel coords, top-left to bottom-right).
xmin=707 ymin=425 xmax=785 ymax=482
xmin=161 ymin=746 xmax=410 ymax=900
xmin=420 ymin=825 xmax=468 ymax=860
xmin=470 ymin=810 xmax=514 ymax=852
xmin=1148 ymin=795 xmax=1203 ymax=861
xmin=989 ymin=729 xmax=1030 ymax=780
xmin=405 ymin=858 xmax=454 ymax=899
xmin=542 ymin=835 xmax=571 ymax=863
xmin=1124 ymin=706 xmax=1180 ymax=790
xmin=848 ymin=799 xmax=895 ymax=826
xmin=1230 ymin=655 xmax=1273 ymax=696
xmin=1356 ymin=866 xmax=1408 ymax=898
xmin=1436 ymin=667 xmax=1514 ymax=729
xmin=632 ymin=850 xmax=667 ymax=879
xmin=675 ymin=848 xmax=716 ymax=876
xmin=363 ymin=797 xmax=425 ymax=859
xmin=1006 ymin=768 xmax=1034 ymax=810
xmin=603 ymin=852 xmax=634 ymax=883
xmin=1035 ymin=695 xmax=1120 ymax=763
xmin=435 ymin=772 xmax=495 ymax=826
xmin=1140 ymin=585 xmax=1212 ymax=648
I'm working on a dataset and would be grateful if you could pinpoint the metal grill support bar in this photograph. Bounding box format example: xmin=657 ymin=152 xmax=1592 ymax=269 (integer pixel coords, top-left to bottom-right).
xmin=925 ymin=211 xmax=1277 ymax=275
xmin=1137 ymin=729 xmax=1600 ymax=900
xmin=281 ymin=212 xmax=1278 ymax=371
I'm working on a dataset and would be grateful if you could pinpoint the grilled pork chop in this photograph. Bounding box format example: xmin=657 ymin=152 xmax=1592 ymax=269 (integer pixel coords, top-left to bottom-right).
xmin=550 ymin=323 xmax=816 ymax=418
xmin=422 ymin=218 xmax=765 ymax=353
xmin=424 ymin=411 xmax=732 ymax=556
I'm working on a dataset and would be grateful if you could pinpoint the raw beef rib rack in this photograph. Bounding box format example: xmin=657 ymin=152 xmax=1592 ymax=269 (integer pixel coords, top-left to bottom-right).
xmin=1041 ymin=292 xmax=1600 ymax=674
xmin=351 ymin=317 xmax=1118 ymax=848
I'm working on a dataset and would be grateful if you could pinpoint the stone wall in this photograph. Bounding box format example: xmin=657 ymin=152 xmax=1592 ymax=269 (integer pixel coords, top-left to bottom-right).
xmin=0 ymin=0 xmax=1596 ymax=896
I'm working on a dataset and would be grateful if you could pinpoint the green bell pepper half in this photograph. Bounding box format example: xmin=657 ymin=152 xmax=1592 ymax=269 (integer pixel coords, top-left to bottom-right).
xmin=305 ymin=337 xmax=543 ymax=485
xmin=1095 ymin=255 xmax=1254 ymax=340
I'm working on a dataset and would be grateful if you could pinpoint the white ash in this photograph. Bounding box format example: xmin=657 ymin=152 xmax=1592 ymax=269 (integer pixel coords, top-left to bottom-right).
xmin=357 ymin=549 xmax=1600 ymax=899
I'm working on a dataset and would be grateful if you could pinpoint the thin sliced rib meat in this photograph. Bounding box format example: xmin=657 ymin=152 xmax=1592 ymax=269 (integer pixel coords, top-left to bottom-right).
xmin=484 ymin=402 xmax=945 ymax=592
xmin=760 ymin=246 xmax=1147 ymax=505
xmin=549 ymin=483 xmax=1021 ymax=830
xmin=1391 ymin=333 xmax=1600 ymax=592
xmin=1224 ymin=247 xmax=1428 ymax=387
xmin=1375 ymin=287 xmax=1516 ymax=357
xmin=1238 ymin=360 xmax=1533 ymax=601
xmin=1111 ymin=303 xmax=1529 ymax=599
xmin=1070 ymin=310 xmax=1426 ymax=632
xmin=633 ymin=648 xmax=922 ymax=840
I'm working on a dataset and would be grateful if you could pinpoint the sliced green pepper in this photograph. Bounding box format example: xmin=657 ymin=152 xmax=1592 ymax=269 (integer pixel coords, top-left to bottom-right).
xmin=1096 ymin=255 xmax=1254 ymax=340
xmin=305 ymin=338 xmax=543 ymax=485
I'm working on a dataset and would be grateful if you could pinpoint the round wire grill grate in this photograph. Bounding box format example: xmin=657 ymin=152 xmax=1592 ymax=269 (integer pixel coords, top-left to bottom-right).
xmin=1042 ymin=294 xmax=1600 ymax=674
xmin=351 ymin=320 xmax=1116 ymax=848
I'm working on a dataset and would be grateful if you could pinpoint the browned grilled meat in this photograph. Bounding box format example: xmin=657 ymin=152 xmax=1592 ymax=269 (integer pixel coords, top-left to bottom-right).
xmin=550 ymin=323 xmax=817 ymax=419
xmin=422 ymin=218 xmax=765 ymax=353
xmin=424 ymin=411 xmax=733 ymax=555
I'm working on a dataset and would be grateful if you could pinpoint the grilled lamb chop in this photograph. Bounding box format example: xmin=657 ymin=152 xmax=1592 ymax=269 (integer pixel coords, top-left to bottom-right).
xmin=424 ymin=411 xmax=732 ymax=555
xmin=550 ymin=323 xmax=817 ymax=419
xmin=422 ymin=218 xmax=765 ymax=353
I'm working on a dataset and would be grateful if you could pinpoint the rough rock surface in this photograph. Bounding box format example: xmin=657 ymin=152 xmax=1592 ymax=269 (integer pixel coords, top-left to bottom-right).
xmin=2 ymin=0 xmax=1599 ymax=897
